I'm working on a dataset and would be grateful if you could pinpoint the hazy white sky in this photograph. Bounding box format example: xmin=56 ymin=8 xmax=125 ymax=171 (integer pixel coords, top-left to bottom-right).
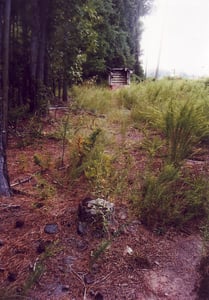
xmin=141 ymin=0 xmax=209 ymax=77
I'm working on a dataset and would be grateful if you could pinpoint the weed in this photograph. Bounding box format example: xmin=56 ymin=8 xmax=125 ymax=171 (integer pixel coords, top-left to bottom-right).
xmin=34 ymin=174 xmax=56 ymax=200
xmin=17 ymin=154 xmax=29 ymax=172
xmin=141 ymin=134 xmax=165 ymax=159
xmin=163 ymin=101 xmax=209 ymax=165
xmin=60 ymin=115 xmax=70 ymax=166
xmin=21 ymin=241 xmax=60 ymax=297
xmin=28 ymin=116 xmax=43 ymax=138
xmin=33 ymin=153 xmax=52 ymax=171
xmin=90 ymin=240 xmax=111 ymax=268
xmin=21 ymin=260 xmax=44 ymax=296
xmin=134 ymin=163 xmax=209 ymax=231
xmin=68 ymin=82 xmax=209 ymax=232
xmin=68 ymin=128 xmax=103 ymax=179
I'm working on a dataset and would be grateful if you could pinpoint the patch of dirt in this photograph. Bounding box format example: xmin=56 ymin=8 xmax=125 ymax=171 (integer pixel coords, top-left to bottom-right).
xmin=0 ymin=106 xmax=208 ymax=299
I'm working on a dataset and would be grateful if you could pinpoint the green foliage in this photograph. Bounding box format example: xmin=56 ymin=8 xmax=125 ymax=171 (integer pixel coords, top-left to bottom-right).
xmin=27 ymin=116 xmax=43 ymax=138
xmin=118 ymin=80 xmax=209 ymax=164
xmin=84 ymin=151 xmax=113 ymax=197
xmin=116 ymin=85 xmax=141 ymax=110
xmin=6 ymin=0 xmax=153 ymax=115
xmin=68 ymin=82 xmax=209 ymax=233
xmin=141 ymin=134 xmax=165 ymax=158
xmin=35 ymin=174 xmax=56 ymax=200
xmin=68 ymin=128 xmax=103 ymax=179
xmin=22 ymin=241 xmax=60 ymax=297
xmin=90 ymin=239 xmax=111 ymax=268
xmin=21 ymin=261 xmax=44 ymax=296
xmin=33 ymin=153 xmax=52 ymax=171
xmin=71 ymin=85 xmax=114 ymax=114
xmin=68 ymin=126 xmax=117 ymax=197
xmin=60 ymin=115 xmax=70 ymax=166
xmin=163 ymin=101 xmax=209 ymax=165
xmin=135 ymin=163 xmax=209 ymax=230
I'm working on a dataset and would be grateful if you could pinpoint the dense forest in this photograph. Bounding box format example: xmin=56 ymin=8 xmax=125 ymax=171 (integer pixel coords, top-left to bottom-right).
xmin=0 ymin=0 xmax=153 ymax=196
xmin=0 ymin=0 xmax=153 ymax=109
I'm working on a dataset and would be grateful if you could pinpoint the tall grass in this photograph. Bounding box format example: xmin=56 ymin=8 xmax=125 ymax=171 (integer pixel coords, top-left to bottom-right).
xmin=163 ymin=101 xmax=209 ymax=165
xmin=70 ymin=85 xmax=114 ymax=114
xmin=69 ymin=80 xmax=209 ymax=231
xmin=117 ymin=79 xmax=209 ymax=163
xmin=135 ymin=163 xmax=209 ymax=230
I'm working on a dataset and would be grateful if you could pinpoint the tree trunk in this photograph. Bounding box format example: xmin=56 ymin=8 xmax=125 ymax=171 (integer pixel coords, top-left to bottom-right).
xmin=2 ymin=0 xmax=11 ymax=144
xmin=0 ymin=93 xmax=11 ymax=196
xmin=30 ymin=0 xmax=39 ymax=112
xmin=37 ymin=0 xmax=49 ymax=84
xmin=0 ymin=0 xmax=11 ymax=196
xmin=0 ymin=1 xmax=3 ymax=66
xmin=58 ymin=77 xmax=62 ymax=99
xmin=62 ymin=72 xmax=68 ymax=102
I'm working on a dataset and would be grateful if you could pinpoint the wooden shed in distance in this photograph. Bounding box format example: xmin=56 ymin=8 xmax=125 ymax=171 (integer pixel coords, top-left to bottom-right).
xmin=108 ymin=67 xmax=132 ymax=89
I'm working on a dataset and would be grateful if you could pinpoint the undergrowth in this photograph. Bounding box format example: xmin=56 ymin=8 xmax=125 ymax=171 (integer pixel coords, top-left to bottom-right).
xmin=133 ymin=163 xmax=209 ymax=230
xmin=65 ymin=80 xmax=209 ymax=231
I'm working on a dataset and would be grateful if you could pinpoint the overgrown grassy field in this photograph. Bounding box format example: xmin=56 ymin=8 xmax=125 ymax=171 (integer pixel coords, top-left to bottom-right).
xmin=68 ymin=78 xmax=209 ymax=232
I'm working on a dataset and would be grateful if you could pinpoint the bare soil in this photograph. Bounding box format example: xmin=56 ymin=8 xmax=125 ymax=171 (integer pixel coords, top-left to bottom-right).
xmin=0 ymin=106 xmax=208 ymax=300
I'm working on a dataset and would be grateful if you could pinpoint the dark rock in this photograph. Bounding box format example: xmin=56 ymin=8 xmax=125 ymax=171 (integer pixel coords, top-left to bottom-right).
xmin=62 ymin=285 xmax=70 ymax=292
xmin=37 ymin=240 xmax=51 ymax=254
xmin=0 ymin=240 xmax=4 ymax=247
xmin=77 ymin=221 xmax=87 ymax=236
xmin=78 ymin=197 xmax=92 ymax=222
xmin=44 ymin=223 xmax=58 ymax=234
xmin=131 ymin=256 xmax=151 ymax=269
xmin=15 ymin=220 xmax=24 ymax=228
xmin=95 ymin=292 xmax=104 ymax=300
xmin=84 ymin=273 xmax=95 ymax=284
xmin=91 ymin=263 xmax=100 ymax=274
xmin=8 ymin=272 xmax=17 ymax=282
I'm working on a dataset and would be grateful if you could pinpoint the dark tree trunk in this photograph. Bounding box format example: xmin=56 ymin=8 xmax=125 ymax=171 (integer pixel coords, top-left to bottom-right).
xmin=58 ymin=77 xmax=62 ymax=99
xmin=0 ymin=0 xmax=11 ymax=196
xmin=29 ymin=0 xmax=50 ymax=113
xmin=2 ymin=0 xmax=11 ymax=144
xmin=0 ymin=1 xmax=3 ymax=68
xmin=62 ymin=71 xmax=68 ymax=102
xmin=29 ymin=0 xmax=39 ymax=112
xmin=37 ymin=0 xmax=49 ymax=84
xmin=0 ymin=92 xmax=11 ymax=196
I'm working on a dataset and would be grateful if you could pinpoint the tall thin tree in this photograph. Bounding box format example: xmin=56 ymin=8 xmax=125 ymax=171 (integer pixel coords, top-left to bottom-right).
xmin=0 ymin=0 xmax=12 ymax=196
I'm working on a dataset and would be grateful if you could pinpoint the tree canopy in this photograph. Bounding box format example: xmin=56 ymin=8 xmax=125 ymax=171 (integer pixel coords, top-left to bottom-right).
xmin=1 ymin=0 xmax=153 ymax=113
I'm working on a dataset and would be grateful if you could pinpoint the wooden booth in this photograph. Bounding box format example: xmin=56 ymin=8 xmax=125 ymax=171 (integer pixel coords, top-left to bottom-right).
xmin=108 ymin=68 xmax=132 ymax=89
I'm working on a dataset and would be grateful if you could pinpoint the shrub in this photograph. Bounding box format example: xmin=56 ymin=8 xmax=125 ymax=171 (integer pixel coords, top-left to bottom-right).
xmin=68 ymin=128 xmax=102 ymax=178
xmin=163 ymin=101 xmax=209 ymax=165
xmin=135 ymin=163 xmax=209 ymax=231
